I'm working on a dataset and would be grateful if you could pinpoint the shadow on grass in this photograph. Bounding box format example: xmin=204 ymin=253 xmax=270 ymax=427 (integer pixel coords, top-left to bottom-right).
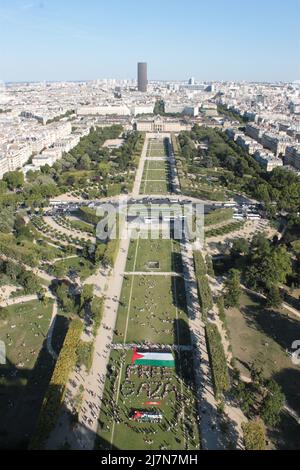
xmin=241 ymin=293 xmax=300 ymax=353
xmin=0 ymin=317 xmax=68 ymax=449
xmin=0 ymin=351 xmax=55 ymax=449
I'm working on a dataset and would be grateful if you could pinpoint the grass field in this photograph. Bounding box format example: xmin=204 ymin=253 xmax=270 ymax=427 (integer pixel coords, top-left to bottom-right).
xmin=140 ymin=179 xmax=169 ymax=195
xmin=126 ymin=237 xmax=182 ymax=273
xmin=95 ymin=350 xmax=200 ymax=450
xmin=49 ymin=256 xmax=97 ymax=280
xmin=114 ymin=274 xmax=190 ymax=345
xmin=144 ymin=169 xmax=169 ymax=181
xmin=226 ymin=292 xmax=300 ymax=449
xmin=0 ymin=299 xmax=55 ymax=448
xmin=147 ymin=160 xmax=169 ymax=170
xmin=146 ymin=140 xmax=168 ymax=159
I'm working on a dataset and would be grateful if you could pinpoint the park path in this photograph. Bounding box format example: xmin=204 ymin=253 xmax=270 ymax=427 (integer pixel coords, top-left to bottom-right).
xmin=0 ymin=294 xmax=38 ymax=307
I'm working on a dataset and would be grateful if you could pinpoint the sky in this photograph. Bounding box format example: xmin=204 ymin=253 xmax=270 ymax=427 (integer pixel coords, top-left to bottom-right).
xmin=0 ymin=0 xmax=299 ymax=83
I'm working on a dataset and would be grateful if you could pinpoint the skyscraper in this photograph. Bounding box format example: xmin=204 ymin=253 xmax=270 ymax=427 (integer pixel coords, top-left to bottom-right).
xmin=137 ymin=62 xmax=148 ymax=92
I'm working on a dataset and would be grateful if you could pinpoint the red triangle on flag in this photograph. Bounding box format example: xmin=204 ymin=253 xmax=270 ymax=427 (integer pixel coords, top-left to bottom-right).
xmin=131 ymin=348 xmax=144 ymax=363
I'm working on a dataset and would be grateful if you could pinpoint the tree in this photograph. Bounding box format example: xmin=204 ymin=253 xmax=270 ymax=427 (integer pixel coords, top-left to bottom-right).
xmin=224 ymin=269 xmax=241 ymax=308
xmin=55 ymin=283 xmax=75 ymax=313
xmin=255 ymin=184 xmax=270 ymax=204
xmin=0 ymin=207 xmax=15 ymax=233
xmin=78 ymin=154 xmax=91 ymax=170
xmin=0 ymin=180 xmax=7 ymax=194
xmin=261 ymin=380 xmax=285 ymax=427
xmin=242 ymin=419 xmax=266 ymax=450
xmin=205 ymin=254 xmax=215 ymax=277
xmin=80 ymin=284 xmax=94 ymax=309
xmin=3 ymin=171 xmax=24 ymax=190
xmin=265 ymin=285 xmax=282 ymax=308
xmin=18 ymin=271 xmax=41 ymax=294
xmin=231 ymin=238 xmax=249 ymax=258
xmin=95 ymin=243 xmax=106 ymax=263
xmin=5 ymin=261 xmax=22 ymax=281
xmin=245 ymin=239 xmax=292 ymax=293
xmin=98 ymin=162 xmax=110 ymax=179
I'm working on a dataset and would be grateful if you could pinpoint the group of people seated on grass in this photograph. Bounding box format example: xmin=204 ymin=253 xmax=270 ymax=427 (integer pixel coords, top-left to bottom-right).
xmin=99 ymin=354 xmax=199 ymax=448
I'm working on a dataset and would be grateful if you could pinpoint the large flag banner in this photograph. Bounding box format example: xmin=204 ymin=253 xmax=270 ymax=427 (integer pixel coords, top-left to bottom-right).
xmin=131 ymin=349 xmax=175 ymax=368
xmin=130 ymin=411 xmax=163 ymax=422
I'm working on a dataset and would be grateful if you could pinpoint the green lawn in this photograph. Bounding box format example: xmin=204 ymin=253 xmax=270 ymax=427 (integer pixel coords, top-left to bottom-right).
xmin=146 ymin=169 xmax=169 ymax=180
xmin=50 ymin=256 xmax=97 ymax=280
xmin=146 ymin=141 xmax=168 ymax=159
xmin=140 ymin=180 xmax=169 ymax=194
xmin=114 ymin=274 xmax=190 ymax=345
xmin=0 ymin=299 xmax=54 ymax=448
xmin=147 ymin=160 xmax=169 ymax=170
xmin=0 ymin=300 xmax=53 ymax=370
xmin=126 ymin=237 xmax=182 ymax=273
xmin=95 ymin=350 xmax=200 ymax=450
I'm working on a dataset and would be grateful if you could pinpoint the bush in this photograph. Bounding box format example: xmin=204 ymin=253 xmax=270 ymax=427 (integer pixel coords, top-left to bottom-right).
xmin=90 ymin=296 xmax=104 ymax=336
xmin=205 ymin=221 xmax=244 ymax=238
xmin=76 ymin=341 xmax=94 ymax=372
xmin=242 ymin=419 xmax=266 ymax=450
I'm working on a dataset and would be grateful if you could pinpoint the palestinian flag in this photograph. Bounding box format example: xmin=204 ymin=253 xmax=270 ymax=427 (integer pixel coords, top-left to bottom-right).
xmin=131 ymin=349 xmax=175 ymax=368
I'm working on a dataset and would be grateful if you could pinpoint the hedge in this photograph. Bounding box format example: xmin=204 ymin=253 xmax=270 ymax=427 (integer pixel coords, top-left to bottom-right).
xmin=78 ymin=207 xmax=100 ymax=226
xmin=205 ymin=221 xmax=244 ymax=238
xmin=205 ymin=323 xmax=230 ymax=397
xmin=30 ymin=318 xmax=83 ymax=449
xmin=194 ymin=251 xmax=207 ymax=276
xmin=197 ymin=275 xmax=213 ymax=318
xmin=205 ymin=254 xmax=215 ymax=277
xmin=205 ymin=208 xmax=234 ymax=226
xmin=242 ymin=419 xmax=266 ymax=450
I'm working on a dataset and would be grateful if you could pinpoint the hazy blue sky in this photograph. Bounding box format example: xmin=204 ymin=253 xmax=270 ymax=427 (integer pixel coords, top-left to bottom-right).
xmin=0 ymin=0 xmax=299 ymax=82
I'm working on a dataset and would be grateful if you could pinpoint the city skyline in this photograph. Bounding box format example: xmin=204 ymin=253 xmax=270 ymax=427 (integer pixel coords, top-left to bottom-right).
xmin=0 ymin=0 xmax=299 ymax=83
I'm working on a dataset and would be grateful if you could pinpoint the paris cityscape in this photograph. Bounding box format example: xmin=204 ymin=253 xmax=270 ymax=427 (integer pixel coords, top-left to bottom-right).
xmin=0 ymin=0 xmax=299 ymax=459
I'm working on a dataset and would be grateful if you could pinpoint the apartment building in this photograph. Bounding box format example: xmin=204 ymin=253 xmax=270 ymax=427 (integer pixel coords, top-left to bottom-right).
xmin=253 ymin=150 xmax=283 ymax=171
xmin=261 ymin=132 xmax=290 ymax=156
xmin=284 ymin=145 xmax=300 ymax=170
xmin=245 ymin=124 xmax=263 ymax=142
xmin=0 ymin=153 xmax=9 ymax=179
